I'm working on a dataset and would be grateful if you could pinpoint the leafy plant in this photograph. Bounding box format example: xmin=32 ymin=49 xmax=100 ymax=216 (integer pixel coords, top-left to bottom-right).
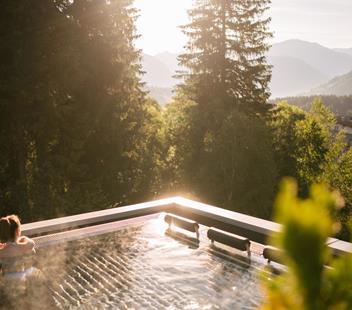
xmin=261 ymin=178 xmax=352 ymax=310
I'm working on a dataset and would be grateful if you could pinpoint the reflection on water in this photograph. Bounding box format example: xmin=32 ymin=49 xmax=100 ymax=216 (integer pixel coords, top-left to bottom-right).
xmin=165 ymin=228 xmax=200 ymax=249
xmin=1 ymin=215 xmax=266 ymax=309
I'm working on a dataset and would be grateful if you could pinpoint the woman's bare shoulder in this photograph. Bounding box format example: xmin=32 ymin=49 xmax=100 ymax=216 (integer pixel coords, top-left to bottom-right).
xmin=18 ymin=236 xmax=35 ymax=247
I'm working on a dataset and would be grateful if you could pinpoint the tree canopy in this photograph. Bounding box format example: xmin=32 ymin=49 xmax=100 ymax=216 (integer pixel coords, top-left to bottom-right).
xmin=0 ymin=0 xmax=157 ymax=221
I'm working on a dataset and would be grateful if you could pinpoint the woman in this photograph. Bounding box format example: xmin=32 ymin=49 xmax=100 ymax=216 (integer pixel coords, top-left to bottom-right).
xmin=0 ymin=215 xmax=37 ymax=308
xmin=0 ymin=215 xmax=36 ymax=276
xmin=0 ymin=215 xmax=56 ymax=309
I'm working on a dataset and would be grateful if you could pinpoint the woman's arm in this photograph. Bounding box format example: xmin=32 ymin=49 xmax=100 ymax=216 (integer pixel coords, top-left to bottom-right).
xmin=18 ymin=236 xmax=36 ymax=253
xmin=18 ymin=236 xmax=35 ymax=245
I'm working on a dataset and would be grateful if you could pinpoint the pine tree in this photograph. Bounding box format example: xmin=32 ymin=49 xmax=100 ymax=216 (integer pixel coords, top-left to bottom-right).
xmin=56 ymin=0 xmax=147 ymax=214
xmin=178 ymin=0 xmax=272 ymax=111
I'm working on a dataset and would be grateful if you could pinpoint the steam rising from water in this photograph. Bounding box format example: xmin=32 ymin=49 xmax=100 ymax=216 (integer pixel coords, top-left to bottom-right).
xmin=1 ymin=216 xmax=265 ymax=309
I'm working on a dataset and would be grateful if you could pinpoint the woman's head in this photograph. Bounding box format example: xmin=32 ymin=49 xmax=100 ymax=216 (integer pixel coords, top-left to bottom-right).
xmin=0 ymin=215 xmax=21 ymax=243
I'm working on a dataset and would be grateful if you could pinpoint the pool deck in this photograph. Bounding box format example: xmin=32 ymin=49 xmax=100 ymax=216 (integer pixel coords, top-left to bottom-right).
xmin=34 ymin=214 xmax=159 ymax=248
xmin=22 ymin=196 xmax=352 ymax=256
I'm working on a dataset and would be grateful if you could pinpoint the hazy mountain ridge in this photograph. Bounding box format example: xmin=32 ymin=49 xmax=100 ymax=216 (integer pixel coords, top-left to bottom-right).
xmin=145 ymin=86 xmax=173 ymax=105
xmin=334 ymin=48 xmax=352 ymax=57
xmin=154 ymin=51 xmax=180 ymax=75
xmin=141 ymin=53 xmax=176 ymax=88
xmin=269 ymin=39 xmax=352 ymax=78
xmin=308 ymin=70 xmax=352 ymax=96
xmin=141 ymin=39 xmax=352 ymax=102
xmin=141 ymin=52 xmax=179 ymax=103
xmin=268 ymin=39 xmax=352 ymax=98
xmin=268 ymin=55 xmax=328 ymax=97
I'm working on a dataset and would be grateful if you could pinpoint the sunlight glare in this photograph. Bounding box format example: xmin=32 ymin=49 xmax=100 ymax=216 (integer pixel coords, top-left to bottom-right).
xmin=134 ymin=0 xmax=191 ymax=54
xmin=153 ymin=212 xmax=169 ymax=234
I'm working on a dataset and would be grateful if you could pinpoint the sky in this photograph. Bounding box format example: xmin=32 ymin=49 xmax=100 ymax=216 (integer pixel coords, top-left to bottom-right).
xmin=134 ymin=0 xmax=352 ymax=55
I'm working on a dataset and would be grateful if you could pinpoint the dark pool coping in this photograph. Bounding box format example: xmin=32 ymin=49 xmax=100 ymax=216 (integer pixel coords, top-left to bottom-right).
xmin=22 ymin=196 xmax=352 ymax=256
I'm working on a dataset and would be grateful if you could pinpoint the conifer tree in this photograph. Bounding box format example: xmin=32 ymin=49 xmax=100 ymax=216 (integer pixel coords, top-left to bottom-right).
xmin=178 ymin=0 xmax=272 ymax=110
xmin=0 ymin=0 xmax=152 ymax=221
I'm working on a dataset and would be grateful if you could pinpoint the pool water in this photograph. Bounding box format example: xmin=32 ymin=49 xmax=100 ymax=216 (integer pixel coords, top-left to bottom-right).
xmin=5 ymin=215 xmax=267 ymax=309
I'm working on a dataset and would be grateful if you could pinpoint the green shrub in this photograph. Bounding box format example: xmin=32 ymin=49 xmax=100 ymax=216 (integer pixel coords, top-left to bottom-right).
xmin=261 ymin=179 xmax=352 ymax=310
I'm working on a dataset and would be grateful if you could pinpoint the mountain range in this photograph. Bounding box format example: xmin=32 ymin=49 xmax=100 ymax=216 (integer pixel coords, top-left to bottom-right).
xmin=141 ymin=53 xmax=176 ymax=88
xmin=308 ymin=70 xmax=352 ymax=96
xmin=141 ymin=39 xmax=352 ymax=103
xmin=334 ymin=48 xmax=352 ymax=57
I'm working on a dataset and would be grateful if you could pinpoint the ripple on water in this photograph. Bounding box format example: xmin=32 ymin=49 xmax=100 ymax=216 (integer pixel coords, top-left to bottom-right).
xmin=29 ymin=218 xmax=266 ymax=309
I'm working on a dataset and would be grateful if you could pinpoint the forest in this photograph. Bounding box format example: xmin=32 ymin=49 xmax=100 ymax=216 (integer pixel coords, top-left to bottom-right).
xmin=271 ymin=95 xmax=352 ymax=118
xmin=1 ymin=0 xmax=351 ymax=241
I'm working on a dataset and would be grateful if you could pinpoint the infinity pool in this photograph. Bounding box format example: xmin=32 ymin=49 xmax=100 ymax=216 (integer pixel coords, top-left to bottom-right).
xmin=33 ymin=214 xmax=266 ymax=309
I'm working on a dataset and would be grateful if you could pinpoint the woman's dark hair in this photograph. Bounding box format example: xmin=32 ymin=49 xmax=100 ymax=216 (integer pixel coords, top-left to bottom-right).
xmin=7 ymin=215 xmax=21 ymax=241
xmin=0 ymin=215 xmax=21 ymax=242
xmin=0 ymin=217 xmax=10 ymax=243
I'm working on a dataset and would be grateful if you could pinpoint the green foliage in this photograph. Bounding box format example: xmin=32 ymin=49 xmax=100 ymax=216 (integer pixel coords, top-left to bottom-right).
xmin=161 ymin=93 xmax=200 ymax=193
xmin=270 ymin=100 xmax=338 ymax=194
xmin=163 ymin=0 xmax=275 ymax=217
xmin=323 ymin=146 xmax=352 ymax=240
xmin=269 ymin=99 xmax=352 ymax=239
xmin=162 ymin=95 xmax=278 ymax=217
xmin=0 ymin=0 xmax=158 ymax=221
xmin=133 ymin=98 xmax=165 ymax=198
xmin=271 ymin=95 xmax=352 ymax=118
xmin=196 ymin=110 xmax=278 ymax=217
xmin=261 ymin=179 xmax=352 ymax=310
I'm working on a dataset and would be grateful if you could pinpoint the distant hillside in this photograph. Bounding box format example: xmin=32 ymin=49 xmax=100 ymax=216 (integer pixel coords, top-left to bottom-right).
xmin=334 ymin=48 xmax=352 ymax=57
xmin=141 ymin=40 xmax=352 ymax=100
xmin=154 ymin=51 xmax=179 ymax=75
xmin=271 ymin=95 xmax=352 ymax=116
xmin=268 ymin=56 xmax=328 ymax=98
xmin=141 ymin=53 xmax=176 ymax=87
xmin=269 ymin=39 xmax=352 ymax=78
xmin=146 ymin=86 xmax=173 ymax=105
xmin=308 ymin=71 xmax=352 ymax=96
